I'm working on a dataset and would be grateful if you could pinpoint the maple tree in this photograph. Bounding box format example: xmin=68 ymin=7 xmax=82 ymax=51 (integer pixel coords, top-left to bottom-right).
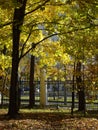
xmin=57 ymin=0 xmax=98 ymax=111
xmin=2 ymin=0 xmax=62 ymax=117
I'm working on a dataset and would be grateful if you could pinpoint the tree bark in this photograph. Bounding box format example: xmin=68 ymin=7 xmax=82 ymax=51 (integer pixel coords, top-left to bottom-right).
xmin=8 ymin=0 xmax=27 ymax=118
xmin=76 ymin=61 xmax=85 ymax=111
xmin=40 ymin=68 xmax=47 ymax=107
xmin=71 ymin=62 xmax=75 ymax=115
xmin=29 ymin=55 xmax=35 ymax=108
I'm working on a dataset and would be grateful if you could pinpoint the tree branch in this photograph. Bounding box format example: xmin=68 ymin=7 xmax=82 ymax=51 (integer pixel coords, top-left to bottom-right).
xmin=0 ymin=0 xmax=50 ymax=29
xmin=19 ymin=25 xmax=94 ymax=60
xmin=0 ymin=21 xmax=13 ymax=28
xmin=19 ymin=25 xmax=34 ymax=58
xmin=24 ymin=0 xmax=50 ymax=16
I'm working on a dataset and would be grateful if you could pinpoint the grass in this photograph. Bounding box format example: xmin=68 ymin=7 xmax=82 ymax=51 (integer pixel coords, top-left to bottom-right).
xmin=0 ymin=107 xmax=98 ymax=118
xmin=3 ymin=95 xmax=98 ymax=111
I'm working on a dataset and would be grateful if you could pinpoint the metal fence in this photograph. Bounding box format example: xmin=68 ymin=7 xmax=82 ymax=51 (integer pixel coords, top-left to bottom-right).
xmin=19 ymin=80 xmax=98 ymax=110
xmin=2 ymin=80 xmax=98 ymax=111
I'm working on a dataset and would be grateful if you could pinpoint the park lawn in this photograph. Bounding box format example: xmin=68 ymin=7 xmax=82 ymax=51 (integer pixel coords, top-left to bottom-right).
xmin=0 ymin=108 xmax=98 ymax=130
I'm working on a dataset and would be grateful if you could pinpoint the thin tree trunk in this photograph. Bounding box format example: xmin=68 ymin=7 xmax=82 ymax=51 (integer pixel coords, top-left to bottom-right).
xmin=8 ymin=0 xmax=27 ymax=118
xmin=29 ymin=55 xmax=35 ymax=108
xmin=71 ymin=62 xmax=75 ymax=115
xmin=40 ymin=68 xmax=47 ymax=107
xmin=76 ymin=61 xmax=85 ymax=111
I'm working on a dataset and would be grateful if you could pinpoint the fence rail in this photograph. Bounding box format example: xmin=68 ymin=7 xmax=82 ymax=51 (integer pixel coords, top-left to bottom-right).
xmin=1 ymin=80 xmax=98 ymax=110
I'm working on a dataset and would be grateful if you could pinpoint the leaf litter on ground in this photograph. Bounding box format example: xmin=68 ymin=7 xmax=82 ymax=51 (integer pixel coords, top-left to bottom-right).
xmin=0 ymin=110 xmax=98 ymax=130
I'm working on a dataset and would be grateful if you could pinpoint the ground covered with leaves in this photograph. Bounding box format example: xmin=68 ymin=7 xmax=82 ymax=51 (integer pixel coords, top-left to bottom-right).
xmin=0 ymin=109 xmax=98 ymax=130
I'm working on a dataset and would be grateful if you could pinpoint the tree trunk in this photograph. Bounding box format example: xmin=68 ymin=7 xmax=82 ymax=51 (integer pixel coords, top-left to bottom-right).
xmin=29 ymin=55 xmax=35 ymax=108
xmin=71 ymin=62 xmax=75 ymax=115
xmin=8 ymin=0 xmax=27 ymax=118
xmin=76 ymin=61 xmax=85 ymax=111
xmin=40 ymin=68 xmax=47 ymax=107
